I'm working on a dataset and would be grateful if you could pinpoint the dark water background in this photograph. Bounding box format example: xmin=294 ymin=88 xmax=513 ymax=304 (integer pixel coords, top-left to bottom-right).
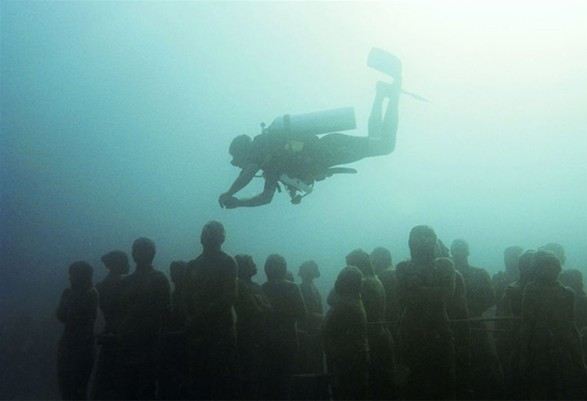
xmin=1 ymin=2 xmax=586 ymax=398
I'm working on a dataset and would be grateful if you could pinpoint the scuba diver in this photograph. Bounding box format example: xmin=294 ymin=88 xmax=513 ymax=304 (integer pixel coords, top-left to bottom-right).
xmin=219 ymin=49 xmax=406 ymax=208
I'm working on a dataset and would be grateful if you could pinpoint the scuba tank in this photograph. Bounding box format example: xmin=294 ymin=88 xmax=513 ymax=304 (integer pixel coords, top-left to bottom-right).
xmin=257 ymin=107 xmax=358 ymax=205
xmin=266 ymin=107 xmax=356 ymax=136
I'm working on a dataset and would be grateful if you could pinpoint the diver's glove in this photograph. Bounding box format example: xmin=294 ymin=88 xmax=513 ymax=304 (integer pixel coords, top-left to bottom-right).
xmin=218 ymin=193 xmax=238 ymax=209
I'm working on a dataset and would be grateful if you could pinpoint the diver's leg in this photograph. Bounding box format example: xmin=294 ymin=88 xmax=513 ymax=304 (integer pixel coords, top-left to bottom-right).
xmin=315 ymin=62 xmax=402 ymax=168
xmin=367 ymin=81 xmax=400 ymax=156
xmin=368 ymin=83 xmax=386 ymax=139
xmin=317 ymin=83 xmax=399 ymax=167
xmin=381 ymin=81 xmax=400 ymax=151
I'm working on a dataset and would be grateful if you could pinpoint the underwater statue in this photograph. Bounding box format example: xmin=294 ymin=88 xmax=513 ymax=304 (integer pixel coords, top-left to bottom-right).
xmin=520 ymin=251 xmax=587 ymax=400
xmin=396 ymin=225 xmax=457 ymax=400
xmin=450 ymin=239 xmax=503 ymax=399
xmin=493 ymin=246 xmax=524 ymax=304
xmin=185 ymin=221 xmax=238 ymax=400
xmin=118 ymin=237 xmax=170 ymax=400
xmin=323 ymin=266 xmax=369 ymax=401
xmin=297 ymin=260 xmax=325 ymax=375
xmin=56 ymin=261 xmax=98 ymax=401
xmin=496 ymin=249 xmax=537 ymax=399
xmin=93 ymin=250 xmax=129 ymax=400
xmin=219 ymin=48 xmax=408 ymax=208
xmin=234 ymin=254 xmax=271 ymax=399
xmin=261 ymin=254 xmax=306 ymax=400
xmin=346 ymin=249 xmax=396 ymax=400
xmin=158 ymin=260 xmax=189 ymax=400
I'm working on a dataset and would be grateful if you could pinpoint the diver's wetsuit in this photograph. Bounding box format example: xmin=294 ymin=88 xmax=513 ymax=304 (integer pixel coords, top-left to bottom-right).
xmin=251 ymin=78 xmax=399 ymax=188
xmin=219 ymin=78 xmax=399 ymax=208
xmin=248 ymin=131 xmax=371 ymax=185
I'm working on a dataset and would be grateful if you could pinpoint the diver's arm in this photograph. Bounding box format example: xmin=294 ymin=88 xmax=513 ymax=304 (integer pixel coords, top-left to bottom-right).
xmin=233 ymin=178 xmax=277 ymax=208
xmin=226 ymin=164 xmax=260 ymax=196
xmin=219 ymin=164 xmax=260 ymax=208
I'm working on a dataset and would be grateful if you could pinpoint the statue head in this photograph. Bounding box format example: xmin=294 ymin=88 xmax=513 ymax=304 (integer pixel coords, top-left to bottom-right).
xmin=534 ymin=250 xmax=562 ymax=284
xmin=69 ymin=261 xmax=93 ymax=291
xmin=560 ymin=269 xmax=583 ymax=294
xmin=298 ymin=260 xmax=320 ymax=281
xmin=132 ymin=237 xmax=156 ymax=266
xmin=538 ymin=243 xmax=566 ymax=266
xmin=101 ymin=250 xmax=129 ymax=275
xmin=235 ymin=254 xmax=257 ymax=280
xmin=201 ymin=220 xmax=225 ymax=250
xmin=265 ymin=254 xmax=287 ymax=281
xmin=450 ymin=239 xmax=470 ymax=261
xmin=334 ymin=266 xmax=363 ymax=299
xmin=504 ymin=246 xmax=524 ymax=274
xmin=409 ymin=225 xmax=437 ymax=261
xmin=346 ymin=249 xmax=374 ymax=276
xmin=518 ymin=249 xmax=537 ymax=283
xmin=370 ymin=246 xmax=392 ymax=273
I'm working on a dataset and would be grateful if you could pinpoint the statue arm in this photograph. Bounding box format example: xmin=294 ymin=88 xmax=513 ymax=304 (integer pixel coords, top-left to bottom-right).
xmin=480 ymin=270 xmax=496 ymax=310
xmin=519 ymin=284 xmax=536 ymax=370
xmin=56 ymin=289 xmax=71 ymax=323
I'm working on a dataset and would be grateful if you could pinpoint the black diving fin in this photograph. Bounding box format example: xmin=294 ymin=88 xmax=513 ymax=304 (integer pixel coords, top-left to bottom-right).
xmin=368 ymin=48 xmax=430 ymax=103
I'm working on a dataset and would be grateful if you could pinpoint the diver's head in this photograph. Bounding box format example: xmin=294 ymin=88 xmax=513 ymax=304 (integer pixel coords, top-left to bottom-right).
xmin=229 ymin=135 xmax=253 ymax=168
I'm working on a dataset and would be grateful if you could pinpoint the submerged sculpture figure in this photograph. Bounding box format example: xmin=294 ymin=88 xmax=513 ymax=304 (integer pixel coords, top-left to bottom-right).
xmin=323 ymin=266 xmax=369 ymax=401
xmin=370 ymin=246 xmax=400 ymax=334
xmin=497 ymin=249 xmax=537 ymax=399
xmin=297 ymin=260 xmax=325 ymax=375
xmin=560 ymin=269 xmax=587 ymax=340
xmin=261 ymin=254 xmax=306 ymax=400
xmin=346 ymin=249 xmax=396 ymax=400
xmin=450 ymin=239 xmax=503 ymax=399
xmin=56 ymin=261 xmax=98 ymax=401
xmin=235 ymin=254 xmax=271 ymax=400
xmin=93 ymin=250 xmax=129 ymax=400
xmin=186 ymin=221 xmax=238 ymax=400
xmin=118 ymin=237 xmax=170 ymax=400
xmin=218 ymin=49 xmax=402 ymax=207
xmin=520 ymin=251 xmax=587 ymax=400
xmin=493 ymin=246 xmax=524 ymax=303
xmin=159 ymin=261 xmax=189 ymax=400
xmin=397 ymin=225 xmax=456 ymax=400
